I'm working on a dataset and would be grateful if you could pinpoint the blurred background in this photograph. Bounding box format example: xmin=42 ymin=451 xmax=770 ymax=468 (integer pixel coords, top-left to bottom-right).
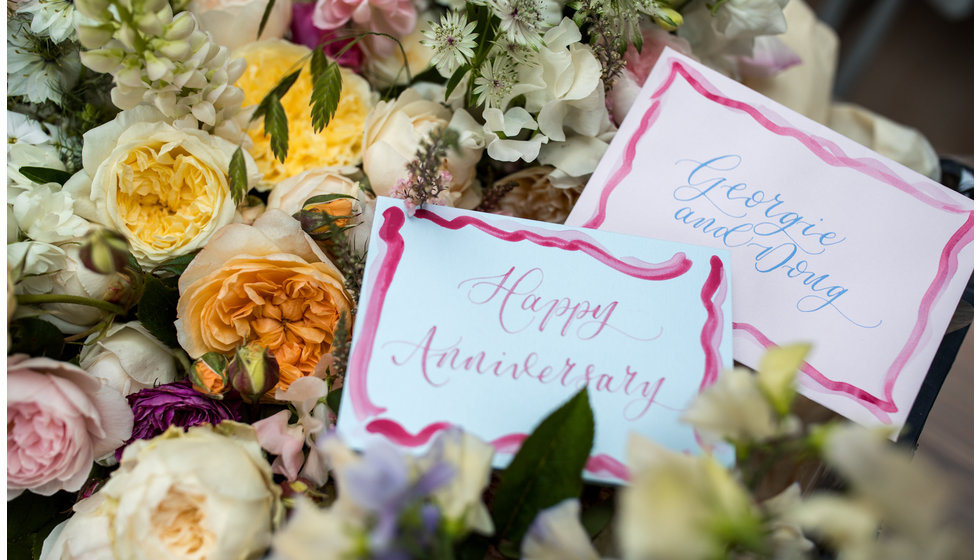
xmin=805 ymin=0 xmax=974 ymax=539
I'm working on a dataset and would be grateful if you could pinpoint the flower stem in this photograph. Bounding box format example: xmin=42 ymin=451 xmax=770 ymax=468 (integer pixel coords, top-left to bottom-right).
xmin=16 ymin=293 xmax=127 ymax=315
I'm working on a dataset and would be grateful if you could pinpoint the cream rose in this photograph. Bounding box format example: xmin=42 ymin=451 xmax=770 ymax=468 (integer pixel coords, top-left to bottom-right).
xmin=40 ymin=423 xmax=281 ymax=560
xmin=176 ymin=209 xmax=352 ymax=391
xmin=267 ymin=167 xmax=363 ymax=217
xmin=79 ymin=321 xmax=179 ymax=396
xmin=362 ymin=87 xmax=482 ymax=209
xmin=64 ymin=105 xmax=260 ymax=266
xmin=188 ymin=0 xmax=293 ymax=51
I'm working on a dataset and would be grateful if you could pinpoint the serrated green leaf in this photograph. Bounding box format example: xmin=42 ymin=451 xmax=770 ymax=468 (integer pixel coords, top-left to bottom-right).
xmin=250 ymin=68 xmax=302 ymax=122
xmin=136 ymin=275 xmax=180 ymax=348
xmin=264 ymin=94 xmax=290 ymax=162
xmin=444 ymin=63 xmax=470 ymax=101
xmin=310 ymin=47 xmax=328 ymax=80
xmin=303 ymin=193 xmax=358 ymax=206
xmin=256 ymin=0 xmax=277 ymax=39
xmin=18 ymin=166 xmax=72 ymax=186
xmin=491 ymin=388 xmax=595 ymax=556
xmin=151 ymin=251 xmax=200 ymax=278
xmin=228 ymin=146 xmax=248 ymax=204
xmin=9 ymin=318 xmax=65 ymax=359
xmin=311 ymin=60 xmax=342 ymax=133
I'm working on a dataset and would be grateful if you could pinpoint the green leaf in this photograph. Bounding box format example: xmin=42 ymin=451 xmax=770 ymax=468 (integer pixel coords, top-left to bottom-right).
xmin=7 ymin=492 xmax=76 ymax=560
xmin=311 ymin=59 xmax=342 ymax=133
xmin=491 ymin=388 xmax=595 ymax=556
xmin=264 ymin=94 xmax=290 ymax=162
xmin=9 ymin=318 xmax=65 ymax=359
xmin=136 ymin=274 xmax=180 ymax=348
xmin=303 ymin=193 xmax=358 ymax=206
xmin=310 ymin=47 xmax=329 ymax=80
xmin=250 ymin=68 xmax=302 ymax=122
xmin=228 ymin=146 xmax=248 ymax=204
xmin=150 ymin=251 xmax=199 ymax=278
xmin=18 ymin=166 xmax=72 ymax=186
xmin=256 ymin=0 xmax=277 ymax=39
xmin=326 ymin=386 xmax=342 ymax=415
xmin=444 ymin=63 xmax=470 ymax=101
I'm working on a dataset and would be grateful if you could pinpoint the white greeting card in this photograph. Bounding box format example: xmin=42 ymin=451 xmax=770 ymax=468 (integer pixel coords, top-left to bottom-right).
xmin=337 ymin=197 xmax=734 ymax=483
xmin=566 ymin=49 xmax=974 ymax=429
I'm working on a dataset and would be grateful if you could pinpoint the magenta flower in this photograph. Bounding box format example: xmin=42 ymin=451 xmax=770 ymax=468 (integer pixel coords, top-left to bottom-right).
xmin=123 ymin=380 xmax=242 ymax=451
xmin=311 ymin=0 xmax=417 ymax=57
xmin=291 ymin=1 xmax=364 ymax=71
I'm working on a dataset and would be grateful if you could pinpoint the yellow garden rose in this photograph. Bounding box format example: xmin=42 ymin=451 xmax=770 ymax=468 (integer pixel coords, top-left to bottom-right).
xmin=65 ymin=105 xmax=260 ymax=266
xmin=175 ymin=210 xmax=352 ymax=391
xmin=234 ymin=39 xmax=377 ymax=188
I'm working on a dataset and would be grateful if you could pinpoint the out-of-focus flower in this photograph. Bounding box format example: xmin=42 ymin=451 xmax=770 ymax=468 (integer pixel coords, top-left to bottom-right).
xmin=79 ymin=321 xmax=178 ymax=396
xmin=268 ymin=167 xmax=363 ymax=218
xmin=16 ymin=0 xmax=78 ymax=42
xmin=253 ymin=376 xmax=330 ymax=484
xmin=712 ymin=0 xmax=790 ymax=40
xmin=268 ymin=496 xmax=362 ymax=560
xmin=176 ymin=209 xmax=352 ymax=392
xmin=7 ymin=17 xmax=81 ymax=104
xmin=361 ymin=15 xmax=434 ymax=88
xmin=10 ymin=183 xmax=91 ymax=244
xmin=362 ymin=87 xmax=483 ymax=208
xmin=188 ymin=0 xmax=293 ymax=50
xmin=290 ymin=1 xmax=364 ymax=71
xmin=78 ymin=228 xmax=130 ymax=276
xmin=234 ymin=39 xmax=376 ymax=188
xmin=228 ymin=343 xmax=281 ymax=402
xmin=64 ymin=105 xmax=259 ymax=266
xmin=827 ymin=104 xmax=941 ymax=181
xmin=41 ymin=423 xmax=281 ymax=559
xmin=8 ymin=354 xmax=133 ymax=499
xmin=494 ymin=165 xmax=583 ymax=223
xmin=312 ymin=0 xmax=417 ymax=57
xmin=617 ymin=434 xmax=764 ymax=559
xmin=125 ymin=380 xmax=242 ymax=446
xmin=607 ymin=22 xmax=695 ymax=126
xmin=521 ymin=499 xmax=599 ymax=560
xmin=421 ymin=427 xmax=494 ymax=537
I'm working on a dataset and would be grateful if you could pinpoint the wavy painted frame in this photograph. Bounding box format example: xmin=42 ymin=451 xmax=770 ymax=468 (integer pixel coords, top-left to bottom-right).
xmin=580 ymin=55 xmax=974 ymax=424
xmin=346 ymin=204 xmax=729 ymax=482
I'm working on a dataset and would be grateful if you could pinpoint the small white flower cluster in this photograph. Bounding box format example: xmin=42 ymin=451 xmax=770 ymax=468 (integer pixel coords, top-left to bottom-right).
xmin=74 ymin=0 xmax=248 ymax=138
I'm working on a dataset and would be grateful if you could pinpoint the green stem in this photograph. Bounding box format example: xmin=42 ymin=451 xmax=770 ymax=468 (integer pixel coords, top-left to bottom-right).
xmin=17 ymin=293 xmax=127 ymax=315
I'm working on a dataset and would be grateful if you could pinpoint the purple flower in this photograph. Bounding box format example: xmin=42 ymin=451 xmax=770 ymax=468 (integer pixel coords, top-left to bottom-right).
xmin=291 ymin=2 xmax=364 ymax=72
xmin=121 ymin=380 xmax=242 ymax=455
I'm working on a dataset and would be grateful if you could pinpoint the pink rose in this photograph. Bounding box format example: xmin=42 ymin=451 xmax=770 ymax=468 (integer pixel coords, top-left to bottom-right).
xmin=291 ymin=1 xmax=364 ymax=71
xmin=312 ymin=0 xmax=416 ymax=57
xmin=7 ymin=355 xmax=133 ymax=499
xmin=607 ymin=25 xmax=695 ymax=126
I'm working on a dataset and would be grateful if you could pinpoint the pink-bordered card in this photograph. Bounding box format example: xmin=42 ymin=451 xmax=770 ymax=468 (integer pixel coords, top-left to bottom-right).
xmin=336 ymin=197 xmax=734 ymax=483
xmin=566 ymin=49 xmax=974 ymax=430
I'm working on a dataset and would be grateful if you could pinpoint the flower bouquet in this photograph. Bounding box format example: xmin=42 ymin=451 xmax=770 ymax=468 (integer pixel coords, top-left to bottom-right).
xmin=7 ymin=0 xmax=966 ymax=558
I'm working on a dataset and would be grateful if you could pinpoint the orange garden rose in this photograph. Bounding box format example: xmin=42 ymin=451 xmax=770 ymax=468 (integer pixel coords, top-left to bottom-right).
xmin=175 ymin=210 xmax=352 ymax=392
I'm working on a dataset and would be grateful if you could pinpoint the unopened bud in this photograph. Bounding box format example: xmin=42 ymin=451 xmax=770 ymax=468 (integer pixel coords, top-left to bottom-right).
xmin=228 ymin=343 xmax=279 ymax=402
xmin=190 ymin=352 xmax=230 ymax=397
xmin=79 ymin=228 xmax=131 ymax=275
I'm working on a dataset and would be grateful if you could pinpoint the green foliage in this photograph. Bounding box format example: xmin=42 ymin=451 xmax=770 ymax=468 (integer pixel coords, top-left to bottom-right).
xmin=7 ymin=491 xmax=76 ymax=560
xmin=310 ymin=51 xmax=342 ymax=133
xmin=264 ymin=95 xmax=289 ymax=163
xmin=8 ymin=318 xmax=67 ymax=360
xmin=256 ymin=0 xmax=278 ymax=39
xmin=228 ymin=146 xmax=248 ymax=204
xmin=136 ymin=275 xmax=180 ymax=348
xmin=490 ymin=388 xmax=595 ymax=557
xmin=151 ymin=251 xmax=200 ymax=278
xmin=18 ymin=166 xmax=72 ymax=186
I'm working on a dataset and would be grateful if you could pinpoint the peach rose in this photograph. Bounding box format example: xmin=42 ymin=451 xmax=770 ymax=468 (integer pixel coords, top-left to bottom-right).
xmin=175 ymin=210 xmax=352 ymax=392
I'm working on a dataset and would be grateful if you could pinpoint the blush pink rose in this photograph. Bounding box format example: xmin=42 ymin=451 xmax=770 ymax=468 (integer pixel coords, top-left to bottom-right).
xmin=7 ymin=355 xmax=134 ymax=499
xmin=312 ymin=0 xmax=416 ymax=57
xmin=607 ymin=25 xmax=695 ymax=126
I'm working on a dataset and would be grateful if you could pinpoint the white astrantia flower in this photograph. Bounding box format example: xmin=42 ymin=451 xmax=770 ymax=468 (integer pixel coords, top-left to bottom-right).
xmin=473 ymin=55 xmax=518 ymax=109
xmin=421 ymin=10 xmax=478 ymax=77
xmin=489 ymin=0 xmax=562 ymax=46
xmin=17 ymin=0 xmax=78 ymax=43
xmin=7 ymin=18 xmax=81 ymax=104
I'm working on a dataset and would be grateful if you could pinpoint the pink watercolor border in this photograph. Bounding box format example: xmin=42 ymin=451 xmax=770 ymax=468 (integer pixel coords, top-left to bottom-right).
xmin=581 ymin=55 xmax=974 ymax=423
xmin=346 ymin=204 xmax=730 ymax=481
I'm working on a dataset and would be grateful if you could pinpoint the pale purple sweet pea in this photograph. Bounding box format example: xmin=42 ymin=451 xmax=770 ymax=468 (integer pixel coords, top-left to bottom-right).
xmin=291 ymin=1 xmax=364 ymax=72
xmin=119 ymin=380 xmax=242 ymax=456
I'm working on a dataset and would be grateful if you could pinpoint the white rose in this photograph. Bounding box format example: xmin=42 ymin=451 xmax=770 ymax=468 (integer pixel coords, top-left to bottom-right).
xmin=11 ymin=183 xmax=92 ymax=243
xmin=41 ymin=423 xmax=282 ymax=560
xmin=7 ymin=142 xmax=66 ymax=195
xmin=267 ymin=167 xmax=363 ymax=217
xmin=188 ymin=0 xmax=292 ymax=51
xmin=79 ymin=321 xmax=178 ymax=396
xmin=362 ymin=88 xmax=482 ymax=209
xmin=361 ymin=16 xmax=434 ymax=88
xmin=64 ymin=105 xmax=260 ymax=266
xmin=7 ymin=241 xmax=67 ymax=295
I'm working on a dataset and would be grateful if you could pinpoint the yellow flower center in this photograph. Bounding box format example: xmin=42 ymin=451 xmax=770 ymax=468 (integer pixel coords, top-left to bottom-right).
xmin=114 ymin=144 xmax=223 ymax=254
xmin=151 ymin=486 xmax=216 ymax=559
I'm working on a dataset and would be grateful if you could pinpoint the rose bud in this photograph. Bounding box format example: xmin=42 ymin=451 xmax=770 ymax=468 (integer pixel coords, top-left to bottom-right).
xmin=79 ymin=227 xmax=131 ymax=275
xmin=228 ymin=343 xmax=279 ymax=402
xmin=190 ymin=352 xmax=231 ymax=397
